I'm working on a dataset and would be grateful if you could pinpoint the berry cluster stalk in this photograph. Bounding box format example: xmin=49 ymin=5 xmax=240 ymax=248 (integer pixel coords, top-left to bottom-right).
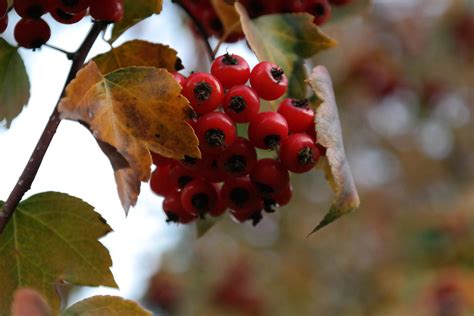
xmin=0 ymin=21 xmax=109 ymax=234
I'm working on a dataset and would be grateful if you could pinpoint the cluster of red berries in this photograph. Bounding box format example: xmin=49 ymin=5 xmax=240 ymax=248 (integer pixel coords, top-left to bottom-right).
xmin=179 ymin=0 xmax=352 ymax=43
xmin=0 ymin=0 xmax=124 ymax=49
xmin=150 ymin=53 xmax=324 ymax=226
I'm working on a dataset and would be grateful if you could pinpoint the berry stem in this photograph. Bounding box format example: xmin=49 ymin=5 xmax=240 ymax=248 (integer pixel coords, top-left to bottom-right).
xmin=173 ymin=0 xmax=215 ymax=61
xmin=44 ymin=43 xmax=76 ymax=60
xmin=0 ymin=21 xmax=109 ymax=234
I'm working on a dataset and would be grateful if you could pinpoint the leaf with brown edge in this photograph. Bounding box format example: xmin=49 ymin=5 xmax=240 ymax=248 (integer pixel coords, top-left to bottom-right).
xmin=63 ymin=296 xmax=151 ymax=316
xmin=110 ymin=0 xmax=163 ymax=43
xmin=94 ymin=40 xmax=182 ymax=75
xmin=0 ymin=192 xmax=117 ymax=315
xmin=59 ymin=62 xmax=199 ymax=213
xmin=236 ymin=3 xmax=336 ymax=99
xmin=211 ymin=0 xmax=243 ymax=36
xmin=11 ymin=289 xmax=51 ymax=316
xmin=306 ymin=66 xmax=360 ymax=234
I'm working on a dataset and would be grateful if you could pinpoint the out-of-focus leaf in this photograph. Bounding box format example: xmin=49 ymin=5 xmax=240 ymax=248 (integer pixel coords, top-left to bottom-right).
xmin=0 ymin=38 xmax=30 ymax=128
xmin=0 ymin=192 xmax=116 ymax=315
xmin=11 ymin=289 xmax=51 ymax=316
xmin=330 ymin=0 xmax=372 ymax=22
xmin=59 ymin=62 xmax=199 ymax=213
xmin=197 ymin=218 xmax=219 ymax=238
xmin=63 ymin=296 xmax=151 ymax=316
xmin=211 ymin=0 xmax=243 ymax=35
xmin=110 ymin=0 xmax=163 ymax=43
xmin=94 ymin=40 xmax=182 ymax=75
xmin=236 ymin=3 xmax=336 ymax=99
xmin=306 ymin=66 xmax=360 ymax=233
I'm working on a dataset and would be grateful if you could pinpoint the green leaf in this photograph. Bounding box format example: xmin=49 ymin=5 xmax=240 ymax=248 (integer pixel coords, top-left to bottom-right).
xmin=0 ymin=192 xmax=117 ymax=314
xmin=110 ymin=0 xmax=163 ymax=43
xmin=94 ymin=40 xmax=182 ymax=75
xmin=196 ymin=217 xmax=219 ymax=238
xmin=0 ymin=38 xmax=30 ymax=128
xmin=63 ymin=296 xmax=151 ymax=316
xmin=306 ymin=66 xmax=360 ymax=234
xmin=236 ymin=3 xmax=336 ymax=99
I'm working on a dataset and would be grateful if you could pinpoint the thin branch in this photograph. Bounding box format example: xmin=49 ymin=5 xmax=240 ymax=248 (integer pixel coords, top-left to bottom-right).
xmin=0 ymin=21 xmax=109 ymax=234
xmin=44 ymin=43 xmax=75 ymax=60
xmin=173 ymin=0 xmax=215 ymax=61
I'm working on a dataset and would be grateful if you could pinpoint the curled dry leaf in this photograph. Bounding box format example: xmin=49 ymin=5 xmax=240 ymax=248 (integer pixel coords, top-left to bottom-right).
xmin=236 ymin=3 xmax=336 ymax=99
xmin=11 ymin=289 xmax=51 ymax=316
xmin=0 ymin=192 xmax=116 ymax=315
xmin=94 ymin=40 xmax=183 ymax=75
xmin=59 ymin=62 xmax=199 ymax=212
xmin=306 ymin=66 xmax=360 ymax=234
xmin=63 ymin=295 xmax=152 ymax=316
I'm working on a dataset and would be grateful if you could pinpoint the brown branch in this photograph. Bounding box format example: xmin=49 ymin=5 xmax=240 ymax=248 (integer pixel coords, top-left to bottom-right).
xmin=0 ymin=21 xmax=109 ymax=234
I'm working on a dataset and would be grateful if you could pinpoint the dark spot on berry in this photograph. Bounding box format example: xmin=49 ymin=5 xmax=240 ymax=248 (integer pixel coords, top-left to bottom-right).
xmin=222 ymin=53 xmax=238 ymax=65
xmin=182 ymin=155 xmax=198 ymax=166
xmin=263 ymin=199 xmax=277 ymax=213
xmin=209 ymin=17 xmax=223 ymax=32
xmin=62 ymin=0 xmax=79 ymax=6
xmin=291 ymin=98 xmax=309 ymax=108
xmin=205 ymin=128 xmax=225 ymax=147
xmin=27 ymin=4 xmax=45 ymax=19
xmin=230 ymin=187 xmax=250 ymax=207
xmin=224 ymin=155 xmax=247 ymax=173
xmin=298 ymin=146 xmax=315 ymax=166
xmin=254 ymin=182 xmax=274 ymax=195
xmin=55 ymin=9 xmax=75 ymax=21
xmin=191 ymin=193 xmax=209 ymax=212
xmin=263 ymin=134 xmax=281 ymax=149
xmin=193 ymin=81 xmax=213 ymax=101
xmin=229 ymin=96 xmax=247 ymax=113
xmin=311 ymin=4 xmax=326 ymax=17
xmin=270 ymin=67 xmax=285 ymax=83
xmin=178 ymin=176 xmax=193 ymax=188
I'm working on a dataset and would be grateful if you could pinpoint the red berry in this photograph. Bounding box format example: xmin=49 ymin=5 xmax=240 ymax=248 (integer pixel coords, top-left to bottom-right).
xmin=150 ymin=164 xmax=177 ymax=197
xmin=14 ymin=0 xmax=51 ymax=19
xmin=306 ymin=0 xmax=331 ymax=25
xmin=14 ymin=18 xmax=51 ymax=49
xmin=0 ymin=14 xmax=7 ymax=33
xmin=277 ymin=98 xmax=315 ymax=133
xmin=90 ymin=0 xmax=124 ymax=22
xmin=250 ymin=158 xmax=289 ymax=195
xmin=50 ymin=7 xmax=85 ymax=24
xmin=181 ymin=179 xmax=218 ymax=216
xmin=230 ymin=208 xmax=263 ymax=225
xmin=151 ymin=151 xmax=174 ymax=166
xmin=55 ymin=0 xmax=90 ymax=13
xmin=222 ymin=176 xmax=260 ymax=212
xmin=288 ymin=0 xmax=306 ymax=12
xmin=218 ymin=137 xmax=257 ymax=177
xmin=163 ymin=191 xmax=197 ymax=224
xmin=169 ymin=163 xmax=196 ymax=190
xmin=171 ymin=72 xmax=186 ymax=87
xmin=209 ymin=187 xmax=227 ymax=217
xmin=196 ymin=155 xmax=226 ymax=183
xmin=199 ymin=6 xmax=223 ymax=37
xmin=195 ymin=112 xmax=236 ymax=154
xmin=248 ymin=112 xmax=289 ymax=149
xmin=250 ymin=61 xmax=288 ymax=100
xmin=329 ymin=0 xmax=351 ymax=5
xmin=0 ymin=0 xmax=7 ymax=17
xmin=211 ymin=53 xmax=250 ymax=89
xmin=183 ymin=72 xmax=224 ymax=115
xmin=263 ymin=183 xmax=292 ymax=212
xmin=223 ymin=85 xmax=260 ymax=123
xmin=239 ymin=0 xmax=264 ymax=18
xmin=279 ymin=133 xmax=320 ymax=173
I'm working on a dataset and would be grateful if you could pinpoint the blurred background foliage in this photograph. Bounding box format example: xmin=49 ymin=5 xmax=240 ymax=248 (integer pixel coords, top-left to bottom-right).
xmin=140 ymin=0 xmax=474 ymax=315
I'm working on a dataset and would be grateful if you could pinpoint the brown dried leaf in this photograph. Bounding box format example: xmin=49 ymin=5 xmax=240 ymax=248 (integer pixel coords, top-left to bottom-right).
xmin=306 ymin=66 xmax=360 ymax=233
xmin=94 ymin=40 xmax=182 ymax=75
xmin=59 ymin=62 xmax=199 ymax=213
xmin=211 ymin=0 xmax=243 ymax=35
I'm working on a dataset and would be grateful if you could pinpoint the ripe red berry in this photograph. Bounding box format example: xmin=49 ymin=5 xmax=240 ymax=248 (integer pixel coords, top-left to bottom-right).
xmin=199 ymin=6 xmax=223 ymax=37
xmin=288 ymin=0 xmax=306 ymax=12
xmin=14 ymin=0 xmax=51 ymax=19
xmin=277 ymin=98 xmax=315 ymax=133
xmin=183 ymin=72 xmax=224 ymax=115
xmin=209 ymin=188 xmax=227 ymax=217
xmin=221 ymin=176 xmax=260 ymax=212
xmin=250 ymin=61 xmax=288 ymax=100
xmin=50 ymin=7 xmax=85 ymax=24
xmin=306 ymin=0 xmax=331 ymax=25
xmin=264 ymin=183 xmax=292 ymax=212
xmin=223 ymin=85 xmax=260 ymax=123
xmin=248 ymin=112 xmax=289 ymax=149
xmin=90 ymin=0 xmax=124 ymax=22
xmin=150 ymin=164 xmax=177 ymax=197
xmin=0 ymin=0 xmax=7 ymax=17
xmin=230 ymin=208 xmax=263 ymax=226
xmin=14 ymin=18 xmax=51 ymax=49
xmin=279 ymin=133 xmax=320 ymax=173
xmin=218 ymin=137 xmax=257 ymax=177
xmin=171 ymin=72 xmax=186 ymax=87
xmin=211 ymin=53 xmax=250 ymax=89
xmin=163 ymin=191 xmax=197 ymax=224
xmin=169 ymin=163 xmax=196 ymax=189
xmin=55 ymin=0 xmax=90 ymax=13
xmin=0 ymin=14 xmax=7 ymax=33
xmin=250 ymin=158 xmax=290 ymax=195
xmin=195 ymin=112 xmax=236 ymax=154
xmin=181 ymin=179 xmax=218 ymax=216
xmin=196 ymin=155 xmax=226 ymax=183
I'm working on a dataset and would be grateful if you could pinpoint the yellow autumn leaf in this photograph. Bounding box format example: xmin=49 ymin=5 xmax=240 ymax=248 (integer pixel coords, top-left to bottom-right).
xmin=306 ymin=66 xmax=360 ymax=233
xmin=59 ymin=62 xmax=199 ymax=212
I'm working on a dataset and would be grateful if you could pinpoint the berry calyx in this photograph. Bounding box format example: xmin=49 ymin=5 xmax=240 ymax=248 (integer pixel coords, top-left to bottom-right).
xmin=277 ymin=98 xmax=315 ymax=133
xmin=250 ymin=158 xmax=290 ymax=195
xmin=183 ymin=72 xmax=224 ymax=115
xmin=250 ymin=61 xmax=288 ymax=100
xmin=169 ymin=163 xmax=196 ymax=189
xmin=181 ymin=179 xmax=218 ymax=217
xmin=306 ymin=0 xmax=332 ymax=25
xmin=279 ymin=133 xmax=320 ymax=173
xmin=218 ymin=137 xmax=257 ymax=177
xmin=195 ymin=112 xmax=236 ymax=154
xmin=222 ymin=176 xmax=260 ymax=212
xmin=90 ymin=0 xmax=124 ymax=22
xmin=211 ymin=53 xmax=251 ymax=89
xmin=14 ymin=18 xmax=51 ymax=49
xmin=50 ymin=7 xmax=86 ymax=24
xmin=223 ymin=85 xmax=260 ymax=123
xmin=55 ymin=0 xmax=90 ymax=13
xmin=163 ymin=191 xmax=197 ymax=224
xmin=248 ymin=112 xmax=289 ymax=149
